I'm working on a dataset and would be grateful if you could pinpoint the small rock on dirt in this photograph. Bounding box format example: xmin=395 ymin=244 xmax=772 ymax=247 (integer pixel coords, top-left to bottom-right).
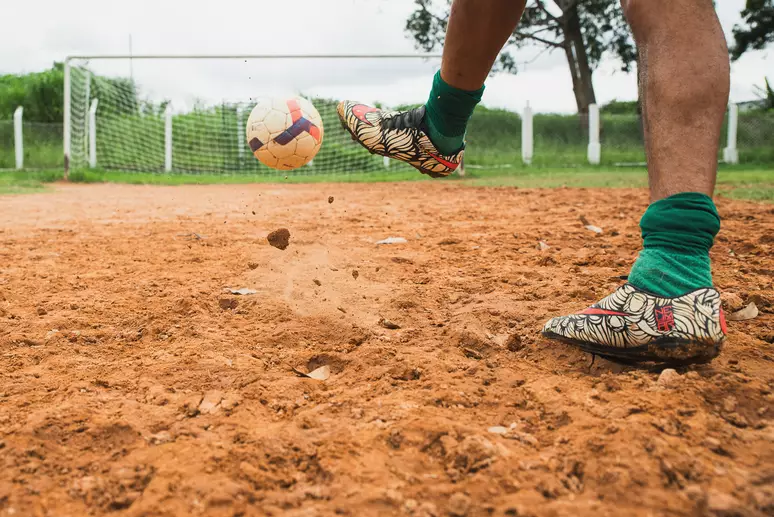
xmin=219 ymin=298 xmax=238 ymax=310
xmin=149 ymin=431 xmax=172 ymax=445
xmin=707 ymin=490 xmax=743 ymax=516
xmin=379 ymin=318 xmax=401 ymax=330
xmin=389 ymin=365 xmax=421 ymax=381
xmin=228 ymin=287 xmax=257 ymax=295
xmin=328 ymin=196 xmax=334 ymax=204
xmin=505 ymin=334 xmax=524 ymax=352
xmin=313 ymin=279 xmax=322 ymax=286
xmin=220 ymin=394 xmax=242 ymax=411
xmin=376 ymin=237 xmax=407 ymax=245
xmin=488 ymin=426 xmax=508 ymax=435
xmin=180 ymin=393 xmax=204 ymax=417
xmin=146 ymin=385 xmax=170 ymax=405
xmin=448 ymin=493 xmax=471 ymax=517
xmin=267 ymin=228 xmax=291 ymax=250
xmin=198 ymin=390 xmax=224 ymax=414
xmin=247 ymin=262 xmax=259 ymax=270
xmin=657 ymin=369 xmax=681 ymax=388
xmin=720 ymin=292 xmax=744 ymax=312
xmin=36 ymin=307 xmax=47 ymax=316
xmin=352 ymin=270 xmax=359 ymax=280
xmin=727 ymin=302 xmax=758 ymax=321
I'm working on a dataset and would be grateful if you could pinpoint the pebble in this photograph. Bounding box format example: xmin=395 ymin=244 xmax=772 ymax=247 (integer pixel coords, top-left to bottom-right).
xmin=199 ymin=390 xmax=224 ymax=414
xmin=218 ymin=298 xmax=238 ymax=310
xmin=379 ymin=318 xmax=401 ymax=330
xmin=657 ymin=368 xmax=681 ymax=388
xmin=448 ymin=493 xmax=471 ymax=517
xmin=707 ymin=490 xmax=742 ymax=516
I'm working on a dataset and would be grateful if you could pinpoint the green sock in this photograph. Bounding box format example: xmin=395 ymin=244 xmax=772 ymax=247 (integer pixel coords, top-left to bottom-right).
xmin=424 ymin=71 xmax=484 ymax=155
xmin=628 ymin=192 xmax=720 ymax=297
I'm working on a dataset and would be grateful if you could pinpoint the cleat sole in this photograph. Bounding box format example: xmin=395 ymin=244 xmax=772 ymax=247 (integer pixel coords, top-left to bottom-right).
xmin=542 ymin=331 xmax=721 ymax=366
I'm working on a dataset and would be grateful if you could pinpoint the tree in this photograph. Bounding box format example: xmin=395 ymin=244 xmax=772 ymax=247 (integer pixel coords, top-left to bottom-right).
xmin=731 ymin=0 xmax=774 ymax=60
xmin=0 ymin=64 xmax=141 ymax=122
xmin=405 ymin=0 xmax=637 ymax=114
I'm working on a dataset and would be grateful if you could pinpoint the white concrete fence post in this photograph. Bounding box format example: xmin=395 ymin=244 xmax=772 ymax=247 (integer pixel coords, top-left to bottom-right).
xmin=723 ymin=103 xmax=739 ymax=165
xmin=165 ymin=104 xmax=173 ymax=172
xmin=587 ymin=103 xmax=601 ymax=165
xmin=88 ymin=99 xmax=99 ymax=168
xmin=13 ymin=106 xmax=23 ymax=170
xmin=521 ymin=101 xmax=533 ymax=165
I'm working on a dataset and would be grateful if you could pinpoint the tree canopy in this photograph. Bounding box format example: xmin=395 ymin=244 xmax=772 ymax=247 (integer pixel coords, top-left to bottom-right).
xmin=405 ymin=0 xmax=637 ymax=113
xmin=731 ymin=0 xmax=774 ymax=60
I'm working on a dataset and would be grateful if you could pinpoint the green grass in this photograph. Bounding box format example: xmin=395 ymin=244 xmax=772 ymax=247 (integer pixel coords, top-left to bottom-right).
xmin=0 ymin=170 xmax=57 ymax=194
xmin=2 ymin=165 xmax=772 ymax=202
xmin=723 ymin=186 xmax=774 ymax=202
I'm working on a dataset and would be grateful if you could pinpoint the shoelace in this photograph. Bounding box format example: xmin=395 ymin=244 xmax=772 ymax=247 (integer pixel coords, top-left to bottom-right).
xmin=382 ymin=107 xmax=426 ymax=131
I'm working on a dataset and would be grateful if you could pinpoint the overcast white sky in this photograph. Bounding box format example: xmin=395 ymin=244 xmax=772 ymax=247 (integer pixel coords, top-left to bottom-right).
xmin=2 ymin=0 xmax=772 ymax=113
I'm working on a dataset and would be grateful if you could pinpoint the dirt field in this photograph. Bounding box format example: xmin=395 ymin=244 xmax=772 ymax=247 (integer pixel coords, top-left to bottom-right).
xmin=1 ymin=183 xmax=773 ymax=517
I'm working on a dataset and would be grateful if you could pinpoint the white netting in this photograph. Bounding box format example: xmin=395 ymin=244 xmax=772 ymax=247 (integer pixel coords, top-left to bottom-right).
xmin=67 ymin=56 xmax=442 ymax=176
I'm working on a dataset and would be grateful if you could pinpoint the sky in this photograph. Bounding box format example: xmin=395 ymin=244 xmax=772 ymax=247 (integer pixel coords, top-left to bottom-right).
xmin=1 ymin=0 xmax=772 ymax=114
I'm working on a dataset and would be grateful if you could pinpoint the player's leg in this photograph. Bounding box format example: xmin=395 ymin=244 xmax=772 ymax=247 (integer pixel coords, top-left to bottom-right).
xmin=543 ymin=0 xmax=730 ymax=364
xmin=338 ymin=0 xmax=526 ymax=177
xmin=623 ymin=0 xmax=729 ymax=296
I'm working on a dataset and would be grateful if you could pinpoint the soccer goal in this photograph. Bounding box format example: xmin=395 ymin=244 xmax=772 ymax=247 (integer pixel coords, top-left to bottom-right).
xmin=63 ymin=54 xmax=442 ymax=177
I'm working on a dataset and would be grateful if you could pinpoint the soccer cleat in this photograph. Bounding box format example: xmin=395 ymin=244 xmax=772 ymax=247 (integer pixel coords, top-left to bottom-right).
xmin=542 ymin=284 xmax=726 ymax=364
xmin=337 ymin=101 xmax=463 ymax=178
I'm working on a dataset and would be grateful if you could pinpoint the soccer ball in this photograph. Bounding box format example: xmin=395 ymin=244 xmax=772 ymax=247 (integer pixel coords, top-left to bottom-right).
xmin=246 ymin=96 xmax=324 ymax=170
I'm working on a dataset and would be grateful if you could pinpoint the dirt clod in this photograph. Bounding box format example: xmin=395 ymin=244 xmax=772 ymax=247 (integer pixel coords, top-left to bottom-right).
xmin=267 ymin=228 xmax=291 ymax=250
xmin=218 ymin=298 xmax=238 ymax=310
xmin=328 ymin=196 xmax=334 ymax=204
xmin=505 ymin=334 xmax=524 ymax=352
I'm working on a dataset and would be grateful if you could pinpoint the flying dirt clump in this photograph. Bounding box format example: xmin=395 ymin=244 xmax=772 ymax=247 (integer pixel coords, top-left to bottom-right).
xmin=267 ymin=228 xmax=291 ymax=250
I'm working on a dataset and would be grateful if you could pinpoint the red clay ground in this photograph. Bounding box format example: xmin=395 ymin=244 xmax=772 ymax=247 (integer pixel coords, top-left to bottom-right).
xmin=0 ymin=183 xmax=772 ymax=517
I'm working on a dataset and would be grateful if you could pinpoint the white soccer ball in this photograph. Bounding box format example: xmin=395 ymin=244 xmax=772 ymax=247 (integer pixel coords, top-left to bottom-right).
xmin=246 ymin=96 xmax=324 ymax=170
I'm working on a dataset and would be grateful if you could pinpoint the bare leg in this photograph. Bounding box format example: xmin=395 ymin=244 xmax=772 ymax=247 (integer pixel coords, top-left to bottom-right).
xmin=623 ymin=0 xmax=730 ymax=201
xmin=441 ymin=0 xmax=528 ymax=90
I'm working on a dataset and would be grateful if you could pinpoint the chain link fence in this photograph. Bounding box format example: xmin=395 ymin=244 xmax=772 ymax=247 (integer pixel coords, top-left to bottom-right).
xmin=0 ymin=120 xmax=62 ymax=170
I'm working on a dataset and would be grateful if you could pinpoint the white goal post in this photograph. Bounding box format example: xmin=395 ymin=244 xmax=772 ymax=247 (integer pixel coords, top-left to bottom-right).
xmin=62 ymin=54 xmax=442 ymax=178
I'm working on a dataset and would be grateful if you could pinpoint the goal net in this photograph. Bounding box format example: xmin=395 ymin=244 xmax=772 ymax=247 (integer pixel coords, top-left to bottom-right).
xmin=65 ymin=55 xmax=442 ymax=177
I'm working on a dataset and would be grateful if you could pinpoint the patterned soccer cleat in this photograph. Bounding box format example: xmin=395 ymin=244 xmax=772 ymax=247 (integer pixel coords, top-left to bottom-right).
xmin=337 ymin=101 xmax=463 ymax=178
xmin=542 ymin=284 xmax=726 ymax=364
